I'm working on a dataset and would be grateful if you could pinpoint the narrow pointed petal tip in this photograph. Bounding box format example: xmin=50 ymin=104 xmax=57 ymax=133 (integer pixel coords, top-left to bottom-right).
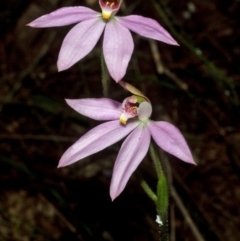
xmin=117 ymin=15 xmax=178 ymax=46
xmin=57 ymin=64 xmax=67 ymax=72
xmin=110 ymin=126 xmax=151 ymax=200
xmin=103 ymin=21 xmax=134 ymax=82
xmin=58 ymin=120 xmax=139 ymax=168
xmin=57 ymin=162 xmax=65 ymax=168
xmin=27 ymin=7 xmax=99 ymax=28
xmin=148 ymin=121 xmax=195 ymax=165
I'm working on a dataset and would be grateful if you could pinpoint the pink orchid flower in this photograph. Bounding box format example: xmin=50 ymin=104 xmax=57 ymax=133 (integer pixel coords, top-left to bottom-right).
xmin=27 ymin=0 xmax=178 ymax=82
xmin=59 ymin=95 xmax=195 ymax=200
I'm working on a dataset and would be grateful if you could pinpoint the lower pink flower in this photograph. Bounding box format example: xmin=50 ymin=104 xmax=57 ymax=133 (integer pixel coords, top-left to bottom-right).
xmin=59 ymin=96 xmax=195 ymax=200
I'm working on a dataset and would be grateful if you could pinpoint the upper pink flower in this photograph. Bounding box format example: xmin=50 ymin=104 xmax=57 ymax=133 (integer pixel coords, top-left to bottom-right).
xmin=58 ymin=95 xmax=195 ymax=200
xmin=27 ymin=0 xmax=178 ymax=82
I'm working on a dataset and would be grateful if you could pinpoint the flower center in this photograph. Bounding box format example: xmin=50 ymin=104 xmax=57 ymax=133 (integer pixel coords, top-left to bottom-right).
xmin=99 ymin=0 xmax=121 ymax=19
xmin=119 ymin=95 xmax=152 ymax=125
xmin=125 ymin=101 xmax=139 ymax=116
xmin=120 ymin=96 xmax=139 ymax=124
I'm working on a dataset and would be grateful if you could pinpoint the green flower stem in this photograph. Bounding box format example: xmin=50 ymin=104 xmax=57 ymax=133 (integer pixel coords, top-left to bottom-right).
xmin=159 ymin=214 xmax=168 ymax=241
xmin=156 ymin=172 xmax=169 ymax=241
xmin=157 ymin=174 xmax=169 ymax=218
xmin=150 ymin=143 xmax=163 ymax=179
xmin=141 ymin=180 xmax=157 ymax=203
xmin=142 ymin=143 xmax=170 ymax=241
xmin=100 ymin=53 xmax=109 ymax=97
xmin=141 ymin=178 xmax=168 ymax=241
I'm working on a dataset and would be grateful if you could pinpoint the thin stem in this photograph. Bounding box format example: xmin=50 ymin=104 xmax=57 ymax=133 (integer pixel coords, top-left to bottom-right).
xmin=141 ymin=180 xmax=157 ymax=203
xmin=161 ymin=214 xmax=169 ymax=241
xmin=148 ymin=143 xmax=169 ymax=241
xmin=100 ymin=52 xmax=109 ymax=97
xmin=150 ymin=143 xmax=163 ymax=179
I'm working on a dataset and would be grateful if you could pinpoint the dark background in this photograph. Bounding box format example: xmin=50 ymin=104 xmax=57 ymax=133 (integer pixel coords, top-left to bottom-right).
xmin=0 ymin=0 xmax=240 ymax=240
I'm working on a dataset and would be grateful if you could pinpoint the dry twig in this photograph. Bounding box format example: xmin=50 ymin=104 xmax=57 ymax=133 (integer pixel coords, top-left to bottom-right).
xmin=148 ymin=39 xmax=188 ymax=91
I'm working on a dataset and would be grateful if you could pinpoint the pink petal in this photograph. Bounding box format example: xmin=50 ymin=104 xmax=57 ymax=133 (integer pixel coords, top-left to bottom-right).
xmin=27 ymin=7 xmax=100 ymax=27
xmin=148 ymin=121 xmax=195 ymax=164
xmin=58 ymin=120 xmax=139 ymax=167
xmin=58 ymin=18 xmax=105 ymax=71
xmin=103 ymin=20 xmax=134 ymax=82
xmin=110 ymin=125 xmax=151 ymax=200
xmin=117 ymin=15 xmax=178 ymax=45
xmin=66 ymin=98 xmax=122 ymax=121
